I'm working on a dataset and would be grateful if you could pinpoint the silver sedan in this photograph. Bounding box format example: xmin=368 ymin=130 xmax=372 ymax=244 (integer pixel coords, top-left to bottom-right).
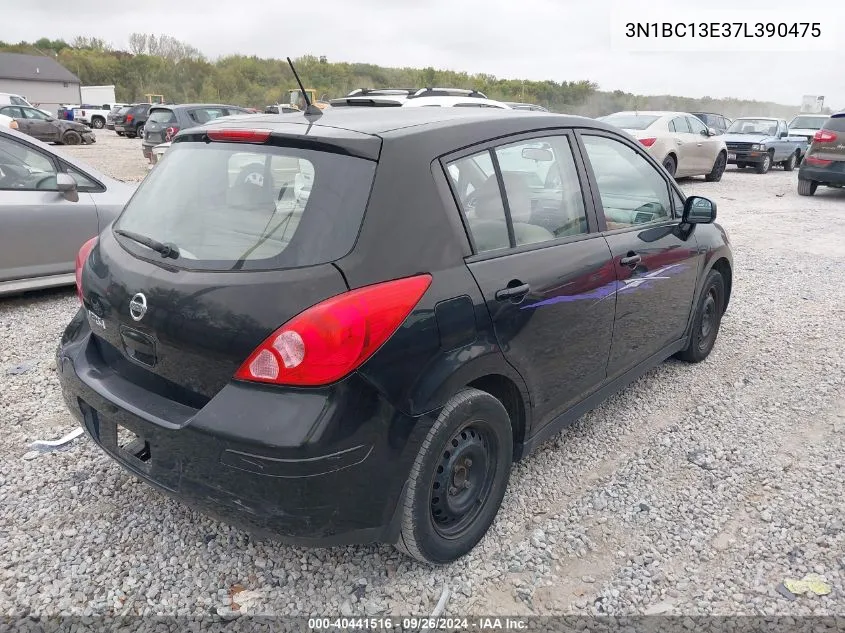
xmin=0 ymin=125 xmax=135 ymax=296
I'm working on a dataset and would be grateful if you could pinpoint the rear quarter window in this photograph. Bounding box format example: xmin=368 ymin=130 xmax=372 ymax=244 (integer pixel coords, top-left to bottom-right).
xmin=188 ymin=107 xmax=230 ymax=124
xmin=113 ymin=142 xmax=376 ymax=271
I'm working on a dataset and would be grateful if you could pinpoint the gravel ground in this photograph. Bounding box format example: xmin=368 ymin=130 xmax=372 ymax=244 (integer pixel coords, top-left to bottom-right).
xmin=1 ymin=154 xmax=844 ymax=620
xmin=58 ymin=129 xmax=150 ymax=182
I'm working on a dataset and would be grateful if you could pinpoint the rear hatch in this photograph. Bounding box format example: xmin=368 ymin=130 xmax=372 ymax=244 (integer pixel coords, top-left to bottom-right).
xmin=143 ymin=107 xmax=176 ymax=145
xmin=80 ymin=128 xmax=380 ymax=405
xmin=804 ymin=113 xmax=845 ymax=171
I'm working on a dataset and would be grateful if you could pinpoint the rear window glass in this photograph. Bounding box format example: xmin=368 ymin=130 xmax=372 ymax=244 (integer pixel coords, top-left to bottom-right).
xmin=148 ymin=109 xmax=176 ymax=124
xmin=600 ymin=114 xmax=659 ymax=130
xmin=823 ymin=115 xmax=845 ymax=132
xmin=113 ymin=142 xmax=376 ymax=271
xmin=790 ymin=116 xmax=828 ymax=129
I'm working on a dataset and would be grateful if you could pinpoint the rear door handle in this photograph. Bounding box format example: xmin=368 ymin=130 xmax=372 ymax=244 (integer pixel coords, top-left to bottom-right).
xmin=620 ymin=254 xmax=642 ymax=267
xmin=495 ymin=283 xmax=530 ymax=301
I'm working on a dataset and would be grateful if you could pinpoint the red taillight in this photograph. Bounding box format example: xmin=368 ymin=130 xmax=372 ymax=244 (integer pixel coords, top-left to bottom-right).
xmin=805 ymin=156 xmax=833 ymax=167
xmin=165 ymin=126 xmax=180 ymax=141
xmin=207 ymin=129 xmax=271 ymax=143
xmin=234 ymin=274 xmax=433 ymax=386
xmin=639 ymin=137 xmax=657 ymax=147
xmin=75 ymin=237 xmax=98 ymax=303
xmin=813 ymin=130 xmax=837 ymax=143
xmin=126 ymin=114 xmax=134 ymax=123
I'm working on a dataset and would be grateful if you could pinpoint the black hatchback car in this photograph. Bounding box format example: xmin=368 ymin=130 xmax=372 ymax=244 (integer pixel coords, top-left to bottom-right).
xmin=797 ymin=111 xmax=845 ymax=196
xmin=60 ymin=108 xmax=732 ymax=564
xmin=141 ymin=103 xmax=256 ymax=161
xmin=113 ymin=103 xmax=151 ymax=138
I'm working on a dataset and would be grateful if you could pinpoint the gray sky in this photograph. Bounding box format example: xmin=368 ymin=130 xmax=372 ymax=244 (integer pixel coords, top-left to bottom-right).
xmin=7 ymin=0 xmax=845 ymax=107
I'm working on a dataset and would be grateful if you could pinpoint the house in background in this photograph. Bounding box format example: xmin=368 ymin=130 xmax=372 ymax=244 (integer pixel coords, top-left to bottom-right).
xmin=0 ymin=52 xmax=81 ymax=116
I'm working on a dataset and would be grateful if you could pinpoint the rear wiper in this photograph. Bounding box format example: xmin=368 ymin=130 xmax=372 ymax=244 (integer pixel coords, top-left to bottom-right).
xmin=114 ymin=229 xmax=180 ymax=259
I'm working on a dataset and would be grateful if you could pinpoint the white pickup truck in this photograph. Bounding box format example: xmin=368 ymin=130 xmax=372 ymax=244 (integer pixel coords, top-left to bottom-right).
xmin=72 ymin=103 xmax=125 ymax=129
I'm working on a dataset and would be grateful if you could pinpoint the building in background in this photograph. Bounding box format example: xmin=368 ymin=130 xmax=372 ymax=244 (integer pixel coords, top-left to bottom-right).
xmin=0 ymin=52 xmax=81 ymax=116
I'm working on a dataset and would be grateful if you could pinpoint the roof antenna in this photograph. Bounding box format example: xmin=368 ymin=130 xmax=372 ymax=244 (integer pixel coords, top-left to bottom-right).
xmin=286 ymin=57 xmax=323 ymax=118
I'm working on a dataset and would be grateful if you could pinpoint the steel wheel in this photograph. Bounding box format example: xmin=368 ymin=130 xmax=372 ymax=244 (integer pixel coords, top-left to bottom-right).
xmin=430 ymin=423 xmax=498 ymax=538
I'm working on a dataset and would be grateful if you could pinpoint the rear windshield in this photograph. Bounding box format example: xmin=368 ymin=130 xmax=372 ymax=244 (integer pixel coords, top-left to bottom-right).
xmin=113 ymin=141 xmax=376 ymax=271
xmin=148 ymin=109 xmax=176 ymax=124
xmin=823 ymin=115 xmax=845 ymax=132
xmin=790 ymin=116 xmax=828 ymax=129
xmin=600 ymin=114 xmax=659 ymax=130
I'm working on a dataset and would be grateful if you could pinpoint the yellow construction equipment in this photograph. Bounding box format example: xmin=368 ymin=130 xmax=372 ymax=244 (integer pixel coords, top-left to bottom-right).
xmin=287 ymin=89 xmax=330 ymax=111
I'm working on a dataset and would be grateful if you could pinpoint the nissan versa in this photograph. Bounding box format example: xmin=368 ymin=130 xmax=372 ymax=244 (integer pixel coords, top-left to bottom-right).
xmin=58 ymin=108 xmax=733 ymax=564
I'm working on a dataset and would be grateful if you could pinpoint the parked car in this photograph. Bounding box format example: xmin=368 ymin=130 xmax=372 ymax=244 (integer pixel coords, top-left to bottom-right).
xmin=722 ymin=117 xmax=808 ymax=174
xmin=63 ymin=107 xmax=732 ymax=564
xmin=787 ymin=114 xmax=830 ymax=144
xmin=73 ymin=103 xmax=126 ymax=129
xmin=141 ymin=104 xmax=257 ymax=161
xmin=0 ymin=92 xmax=52 ymax=116
xmin=691 ymin=112 xmax=731 ymax=135
xmin=105 ymin=105 xmax=126 ymax=130
xmin=0 ymin=105 xmax=96 ymax=145
xmin=113 ymin=103 xmax=152 ymax=138
xmin=599 ymin=111 xmax=728 ymax=181
xmin=797 ymin=111 xmax=845 ymax=196
xmin=504 ymin=102 xmax=550 ymax=112
xmin=0 ymin=125 xmax=134 ymax=295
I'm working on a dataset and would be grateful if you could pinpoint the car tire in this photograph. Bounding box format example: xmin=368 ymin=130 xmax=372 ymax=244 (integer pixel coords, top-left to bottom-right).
xmin=704 ymin=152 xmax=727 ymax=182
xmin=783 ymin=151 xmax=798 ymax=172
xmin=91 ymin=117 xmax=105 ymax=129
xmin=62 ymin=130 xmax=82 ymax=146
xmin=736 ymin=162 xmax=746 ymax=169
xmin=136 ymin=124 xmax=145 ymax=139
xmin=755 ymin=151 xmax=773 ymax=174
xmin=395 ymin=387 xmax=513 ymax=565
xmin=676 ymin=269 xmax=725 ymax=364
xmin=117 ymin=131 xmax=125 ymax=136
xmin=662 ymin=155 xmax=677 ymax=178
xmin=797 ymin=178 xmax=818 ymax=196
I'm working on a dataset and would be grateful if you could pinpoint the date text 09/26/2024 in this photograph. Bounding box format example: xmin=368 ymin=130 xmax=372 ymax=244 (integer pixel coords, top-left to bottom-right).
xmin=307 ymin=617 xmax=528 ymax=630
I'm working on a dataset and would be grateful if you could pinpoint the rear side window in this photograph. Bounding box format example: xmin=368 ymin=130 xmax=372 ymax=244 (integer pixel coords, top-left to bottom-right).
xmin=188 ymin=107 xmax=230 ymax=124
xmin=10 ymin=96 xmax=28 ymax=106
xmin=148 ymin=109 xmax=176 ymax=124
xmin=446 ymin=135 xmax=588 ymax=254
xmin=113 ymin=142 xmax=376 ymax=271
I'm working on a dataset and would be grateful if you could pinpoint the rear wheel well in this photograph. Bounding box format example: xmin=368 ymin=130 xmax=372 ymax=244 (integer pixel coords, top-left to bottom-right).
xmin=467 ymin=374 xmax=526 ymax=459
xmin=711 ymin=258 xmax=732 ymax=313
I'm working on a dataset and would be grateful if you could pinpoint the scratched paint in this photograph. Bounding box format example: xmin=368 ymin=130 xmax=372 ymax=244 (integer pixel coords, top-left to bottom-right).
xmin=520 ymin=264 xmax=688 ymax=310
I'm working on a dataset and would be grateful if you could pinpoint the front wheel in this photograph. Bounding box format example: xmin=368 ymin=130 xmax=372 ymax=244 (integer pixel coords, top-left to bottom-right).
xmin=61 ymin=130 xmax=81 ymax=146
xmin=395 ymin=388 xmax=513 ymax=564
xmin=704 ymin=152 xmax=727 ymax=182
xmin=676 ymin=270 xmax=725 ymax=363
xmin=755 ymin=151 xmax=772 ymax=174
xmin=662 ymin=155 xmax=677 ymax=178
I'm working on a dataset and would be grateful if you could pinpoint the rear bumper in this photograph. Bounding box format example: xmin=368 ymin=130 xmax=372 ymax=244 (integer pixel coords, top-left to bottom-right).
xmin=799 ymin=163 xmax=845 ymax=186
xmin=56 ymin=310 xmax=434 ymax=546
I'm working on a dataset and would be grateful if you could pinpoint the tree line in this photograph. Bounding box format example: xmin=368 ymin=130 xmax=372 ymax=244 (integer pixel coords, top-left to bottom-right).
xmin=0 ymin=36 xmax=806 ymax=119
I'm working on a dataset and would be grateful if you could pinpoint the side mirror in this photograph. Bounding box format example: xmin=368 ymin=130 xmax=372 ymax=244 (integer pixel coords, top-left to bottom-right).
xmin=46 ymin=117 xmax=55 ymax=122
xmin=683 ymin=196 xmax=716 ymax=224
xmin=56 ymin=173 xmax=77 ymax=192
xmin=779 ymin=131 xmax=788 ymax=138
xmin=521 ymin=147 xmax=554 ymax=161
xmin=706 ymin=127 xmax=717 ymax=136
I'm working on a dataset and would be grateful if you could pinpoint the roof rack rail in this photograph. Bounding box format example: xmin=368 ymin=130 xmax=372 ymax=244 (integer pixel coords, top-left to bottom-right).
xmin=346 ymin=88 xmax=419 ymax=97
xmin=407 ymin=88 xmax=489 ymax=99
